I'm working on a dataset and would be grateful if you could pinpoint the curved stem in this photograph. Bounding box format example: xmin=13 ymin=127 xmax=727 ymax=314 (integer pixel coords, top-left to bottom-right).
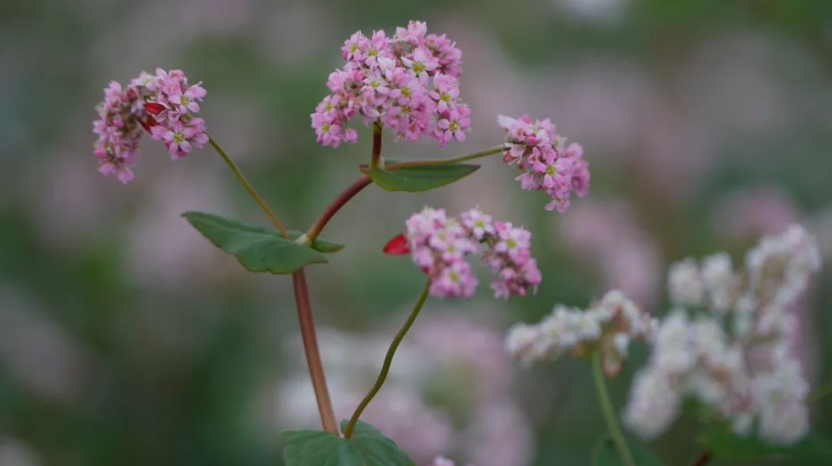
xmin=343 ymin=279 xmax=432 ymax=438
xmin=383 ymin=144 xmax=506 ymax=170
xmin=306 ymin=175 xmax=372 ymax=242
xmin=592 ymin=352 xmax=636 ymax=466
xmin=689 ymin=450 xmax=713 ymax=466
xmin=293 ymin=270 xmax=339 ymax=435
xmin=208 ymin=136 xmax=289 ymax=238
xmin=370 ymin=123 xmax=383 ymax=169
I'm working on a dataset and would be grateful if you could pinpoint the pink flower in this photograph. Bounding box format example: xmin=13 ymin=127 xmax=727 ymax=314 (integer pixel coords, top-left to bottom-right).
xmin=461 ymin=208 xmax=495 ymax=240
xmin=312 ymin=21 xmax=468 ymax=147
xmin=152 ymin=117 xmax=208 ymax=160
xmin=435 ymin=108 xmax=470 ymax=147
xmin=169 ymin=82 xmax=207 ymax=115
xmin=432 ymin=260 xmax=478 ymax=298
xmin=92 ymin=69 xmax=209 ymax=182
xmin=405 ymin=207 xmax=541 ymax=299
xmin=402 ymin=46 xmax=440 ymax=82
xmin=498 ymin=114 xmax=590 ymax=213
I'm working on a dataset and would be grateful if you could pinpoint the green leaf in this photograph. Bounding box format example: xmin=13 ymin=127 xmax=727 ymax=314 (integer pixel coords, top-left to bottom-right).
xmin=282 ymin=421 xmax=415 ymax=466
xmin=592 ymin=434 xmax=666 ymax=466
xmin=699 ymin=428 xmax=832 ymax=463
xmin=183 ymin=211 xmax=329 ymax=274
xmin=368 ymin=164 xmax=480 ymax=192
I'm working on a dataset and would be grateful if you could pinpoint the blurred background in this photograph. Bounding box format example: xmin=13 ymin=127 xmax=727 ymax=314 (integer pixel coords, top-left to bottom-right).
xmin=1 ymin=0 xmax=832 ymax=464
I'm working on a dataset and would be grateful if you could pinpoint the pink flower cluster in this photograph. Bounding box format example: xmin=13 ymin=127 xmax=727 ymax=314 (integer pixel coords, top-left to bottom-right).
xmin=498 ymin=115 xmax=590 ymax=212
xmin=311 ymin=21 xmax=470 ymax=148
xmin=93 ymin=69 xmax=208 ymax=183
xmin=406 ymin=207 xmax=541 ymax=299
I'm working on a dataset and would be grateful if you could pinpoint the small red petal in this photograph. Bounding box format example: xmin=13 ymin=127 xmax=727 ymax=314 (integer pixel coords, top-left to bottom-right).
xmin=383 ymin=233 xmax=410 ymax=255
xmin=145 ymin=102 xmax=165 ymax=115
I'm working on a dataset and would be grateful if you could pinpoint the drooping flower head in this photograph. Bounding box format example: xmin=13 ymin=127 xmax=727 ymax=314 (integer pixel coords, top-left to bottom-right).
xmin=498 ymin=114 xmax=590 ymax=213
xmin=624 ymin=225 xmax=821 ymax=445
xmin=402 ymin=207 xmax=541 ymax=299
xmin=311 ymin=21 xmax=469 ymax=147
xmin=92 ymin=68 xmax=208 ymax=183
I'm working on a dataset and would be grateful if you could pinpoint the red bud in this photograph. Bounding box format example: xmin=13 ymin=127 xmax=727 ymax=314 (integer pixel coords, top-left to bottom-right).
xmin=145 ymin=102 xmax=165 ymax=115
xmin=383 ymin=233 xmax=410 ymax=255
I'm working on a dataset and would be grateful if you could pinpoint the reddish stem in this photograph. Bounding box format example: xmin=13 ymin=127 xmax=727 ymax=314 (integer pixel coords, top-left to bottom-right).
xmin=690 ymin=450 xmax=713 ymax=466
xmin=292 ymin=269 xmax=339 ymax=435
xmin=370 ymin=122 xmax=383 ymax=169
xmin=305 ymin=175 xmax=372 ymax=242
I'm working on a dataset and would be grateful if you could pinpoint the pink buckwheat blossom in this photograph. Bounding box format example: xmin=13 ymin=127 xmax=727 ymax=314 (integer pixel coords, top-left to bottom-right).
xmin=405 ymin=207 xmax=541 ymax=299
xmin=311 ymin=21 xmax=469 ymax=147
xmin=92 ymin=68 xmax=208 ymax=183
xmin=498 ymin=114 xmax=590 ymax=213
xmin=151 ymin=117 xmax=209 ymax=161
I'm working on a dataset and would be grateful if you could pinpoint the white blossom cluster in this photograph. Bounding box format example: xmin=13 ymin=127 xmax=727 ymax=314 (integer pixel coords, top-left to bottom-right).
xmin=505 ymin=290 xmax=657 ymax=376
xmin=624 ymin=225 xmax=821 ymax=444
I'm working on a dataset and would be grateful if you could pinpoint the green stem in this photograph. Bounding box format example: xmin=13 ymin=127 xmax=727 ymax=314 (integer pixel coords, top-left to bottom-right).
xmin=208 ymin=136 xmax=289 ymax=238
xmin=383 ymin=144 xmax=506 ymax=170
xmin=343 ymin=279 xmax=432 ymax=438
xmin=810 ymin=379 xmax=832 ymax=404
xmin=592 ymin=352 xmax=636 ymax=466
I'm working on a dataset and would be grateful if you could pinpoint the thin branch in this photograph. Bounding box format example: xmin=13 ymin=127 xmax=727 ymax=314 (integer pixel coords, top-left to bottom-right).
xmin=592 ymin=352 xmax=636 ymax=466
xmin=343 ymin=279 xmax=432 ymax=438
xmin=208 ymin=136 xmax=289 ymax=237
xmin=305 ymin=175 xmax=372 ymax=242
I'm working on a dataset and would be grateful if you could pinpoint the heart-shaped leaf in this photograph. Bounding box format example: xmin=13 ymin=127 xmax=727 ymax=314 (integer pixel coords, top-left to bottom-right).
xmin=698 ymin=428 xmax=832 ymax=463
xmin=592 ymin=434 xmax=666 ymax=466
xmin=368 ymin=164 xmax=479 ymax=192
xmin=183 ymin=211 xmax=332 ymax=274
xmin=282 ymin=421 xmax=414 ymax=466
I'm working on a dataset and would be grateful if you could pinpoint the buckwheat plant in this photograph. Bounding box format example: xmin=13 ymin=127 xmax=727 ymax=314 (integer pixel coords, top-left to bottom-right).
xmin=91 ymin=20 xmax=589 ymax=466
xmin=506 ymin=225 xmax=827 ymax=466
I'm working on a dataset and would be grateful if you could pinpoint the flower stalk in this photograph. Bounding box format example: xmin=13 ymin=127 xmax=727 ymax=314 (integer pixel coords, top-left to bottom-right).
xmin=385 ymin=144 xmax=506 ymax=169
xmin=208 ymin=136 xmax=289 ymax=237
xmin=343 ymin=279 xmax=432 ymax=438
xmin=592 ymin=351 xmax=636 ymax=466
